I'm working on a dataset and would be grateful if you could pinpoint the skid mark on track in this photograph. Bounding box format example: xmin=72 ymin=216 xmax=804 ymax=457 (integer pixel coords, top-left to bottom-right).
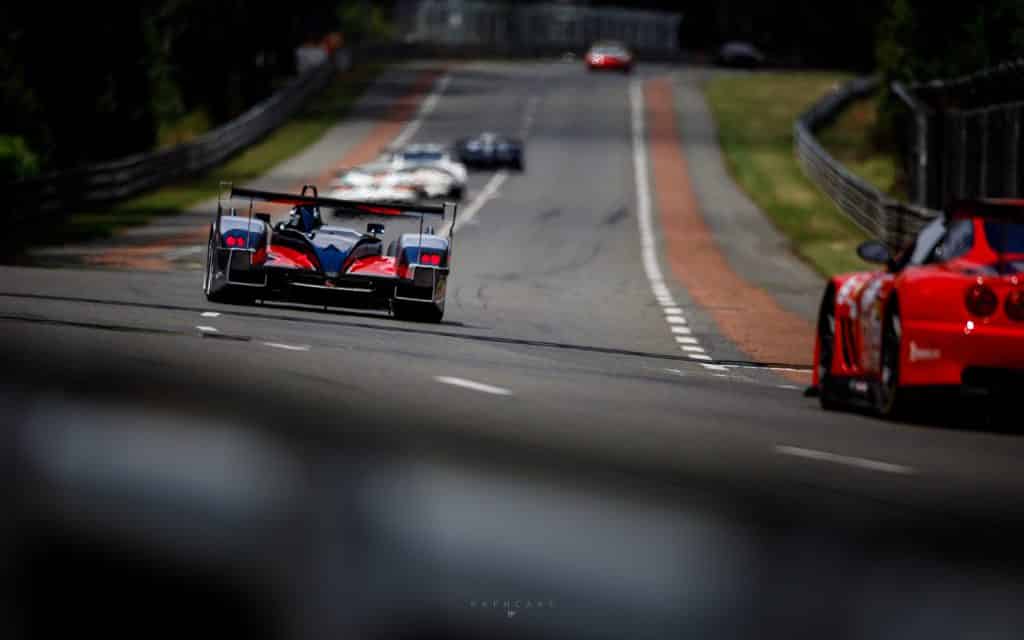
xmin=0 ymin=292 xmax=813 ymax=370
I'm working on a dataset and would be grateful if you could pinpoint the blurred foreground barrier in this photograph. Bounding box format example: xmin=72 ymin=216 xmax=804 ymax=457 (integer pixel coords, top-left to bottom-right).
xmin=794 ymin=75 xmax=939 ymax=249
xmin=5 ymin=60 xmax=334 ymax=227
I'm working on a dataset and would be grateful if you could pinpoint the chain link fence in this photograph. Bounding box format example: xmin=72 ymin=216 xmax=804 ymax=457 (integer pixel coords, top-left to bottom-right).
xmin=895 ymin=58 xmax=1024 ymax=210
xmin=795 ymin=76 xmax=939 ymax=249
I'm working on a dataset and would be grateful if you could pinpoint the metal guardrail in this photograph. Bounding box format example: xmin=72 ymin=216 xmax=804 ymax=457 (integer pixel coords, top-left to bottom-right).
xmin=6 ymin=60 xmax=335 ymax=226
xmin=794 ymin=75 xmax=940 ymax=249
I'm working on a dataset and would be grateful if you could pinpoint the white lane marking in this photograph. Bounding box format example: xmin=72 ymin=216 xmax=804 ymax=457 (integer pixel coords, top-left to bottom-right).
xmin=442 ymin=170 xmax=508 ymax=234
xmin=262 ymin=342 xmax=311 ymax=352
xmin=165 ymin=245 xmax=204 ymax=260
xmin=702 ymin=364 xmax=730 ymax=372
xmin=775 ymin=445 xmax=915 ymax=475
xmin=196 ymin=325 xmax=219 ymax=333
xmin=390 ymin=73 xmax=451 ymax=149
xmin=777 ymin=385 xmax=802 ymax=390
xmin=435 ymin=376 xmax=512 ymax=396
xmin=630 ymin=79 xmax=719 ymax=373
xmin=201 ymin=312 xmax=221 ymax=318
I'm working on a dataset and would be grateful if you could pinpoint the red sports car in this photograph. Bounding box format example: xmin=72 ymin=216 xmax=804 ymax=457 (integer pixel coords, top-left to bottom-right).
xmin=585 ymin=41 xmax=633 ymax=73
xmin=813 ymin=199 xmax=1024 ymax=416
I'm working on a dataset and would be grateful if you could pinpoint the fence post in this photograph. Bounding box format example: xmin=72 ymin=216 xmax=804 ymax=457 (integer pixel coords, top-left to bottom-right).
xmin=892 ymin=81 xmax=933 ymax=208
xmin=1011 ymin=105 xmax=1022 ymax=198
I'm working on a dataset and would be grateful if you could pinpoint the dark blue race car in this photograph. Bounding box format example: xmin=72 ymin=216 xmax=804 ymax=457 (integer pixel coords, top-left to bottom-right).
xmin=453 ymin=132 xmax=524 ymax=171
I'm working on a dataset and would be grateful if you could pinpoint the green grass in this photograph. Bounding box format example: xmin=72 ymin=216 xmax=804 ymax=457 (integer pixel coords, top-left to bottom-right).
xmin=49 ymin=63 xmax=385 ymax=245
xmin=705 ymin=72 xmax=901 ymax=277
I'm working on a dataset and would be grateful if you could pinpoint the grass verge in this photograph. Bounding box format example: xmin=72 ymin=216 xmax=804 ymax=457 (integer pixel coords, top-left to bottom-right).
xmin=704 ymin=72 xmax=901 ymax=277
xmin=49 ymin=63 xmax=385 ymax=245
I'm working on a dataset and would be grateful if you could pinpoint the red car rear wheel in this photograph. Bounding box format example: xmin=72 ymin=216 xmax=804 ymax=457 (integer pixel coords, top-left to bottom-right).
xmin=877 ymin=302 xmax=909 ymax=418
xmin=817 ymin=290 xmax=842 ymax=410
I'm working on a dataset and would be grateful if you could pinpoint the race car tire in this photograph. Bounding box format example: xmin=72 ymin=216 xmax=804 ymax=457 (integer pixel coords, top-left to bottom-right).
xmin=817 ymin=289 xmax=843 ymax=411
xmin=511 ymin=157 xmax=524 ymax=172
xmin=393 ymin=300 xmax=444 ymax=323
xmin=450 ymin=185 xmax=464 ymax=201
xmin=876 ymin=300 xmax=910 ymax=419
xmin=203 ymin=230 xmax=230 ymax=303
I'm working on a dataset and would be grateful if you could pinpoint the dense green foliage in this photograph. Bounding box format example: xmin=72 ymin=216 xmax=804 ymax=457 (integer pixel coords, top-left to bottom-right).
xmin=0 ymin=1 xmax=345 ymax=180
xmin=876 ymin=0 xmax=1024 ymax=83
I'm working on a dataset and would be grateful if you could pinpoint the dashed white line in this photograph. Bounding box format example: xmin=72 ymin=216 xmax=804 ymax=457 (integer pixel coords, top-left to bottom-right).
xmin=776 ymin=384 xmax=803 ymax=390
xmin=775 ymin=445 xmax=915 ymax=475
xmin=196 ymin=325 xmax=219 ymax=333
xmin=631 ymin=78 xmax=721 ymax=373
xmin=435 ymin=376 xmax=512 ymax=396
xmin=262 ymin=342 xmax=311 ymax=352
xmin=201 ymin=312 xmax=221 ymax=318
xmin=447 ymin=170 xmax=508 ymax=233
xmin=390 ymin=74 xmax=451 ymax=149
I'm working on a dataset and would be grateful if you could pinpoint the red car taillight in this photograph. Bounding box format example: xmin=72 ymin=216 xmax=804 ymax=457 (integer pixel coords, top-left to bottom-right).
xmin=965 ymin=283 xmax=999 ymax=317
xmin=1005 ymin=289 xmax=1024 ymax=321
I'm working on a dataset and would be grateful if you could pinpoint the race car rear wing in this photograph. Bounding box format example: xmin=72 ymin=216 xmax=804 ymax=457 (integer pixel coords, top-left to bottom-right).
xmin=229 ymin=184 xmax=453 ymax=219
xmin=216 ymin=182 xmax=460 ymax=249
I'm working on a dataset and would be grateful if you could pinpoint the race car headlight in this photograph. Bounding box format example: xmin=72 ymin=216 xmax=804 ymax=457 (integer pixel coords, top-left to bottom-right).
xmin=965 ymin=282 xmax=998 ymax=317
xmin=1005 ymin=289 xmax=1024 ymax=321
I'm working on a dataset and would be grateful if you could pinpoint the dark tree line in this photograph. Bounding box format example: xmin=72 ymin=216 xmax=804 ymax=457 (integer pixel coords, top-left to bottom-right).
xmin=0 ymin=1 xmax=343 ymax=180
xmin=5 ymin=1 xmax=1024 ymax=183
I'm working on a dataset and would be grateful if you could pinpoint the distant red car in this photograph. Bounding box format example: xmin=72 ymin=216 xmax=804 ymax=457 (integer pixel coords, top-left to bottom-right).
xmin=585 ymin=41 xmax=633 ymax=73
xmin=813 ymin=199 xmax=1024 ymax=416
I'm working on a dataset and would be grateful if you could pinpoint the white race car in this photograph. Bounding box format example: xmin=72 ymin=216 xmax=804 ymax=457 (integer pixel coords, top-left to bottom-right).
xmin=379 ymin=144 xmax=467 ymax=199
xmin=327 ymin=167 xmax=421 ymax=204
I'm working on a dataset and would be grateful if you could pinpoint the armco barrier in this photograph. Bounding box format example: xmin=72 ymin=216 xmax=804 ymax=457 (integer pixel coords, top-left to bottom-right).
xmin=794 ymin=75 xmax=940 ymax=249
xmin=6 ymin=60 xmax=334 ymax=226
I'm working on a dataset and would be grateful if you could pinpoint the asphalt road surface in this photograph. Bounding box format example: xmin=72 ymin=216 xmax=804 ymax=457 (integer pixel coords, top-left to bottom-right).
xmin=5 ymin=62 xmax=1024 ymax=640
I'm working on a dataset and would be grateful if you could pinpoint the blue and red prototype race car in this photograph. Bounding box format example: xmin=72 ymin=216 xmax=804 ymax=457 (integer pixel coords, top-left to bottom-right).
xmin=203 ymin=183 xmax=457 ymax=322
xmin=813 ymin=198 xmax=1024 ymax=416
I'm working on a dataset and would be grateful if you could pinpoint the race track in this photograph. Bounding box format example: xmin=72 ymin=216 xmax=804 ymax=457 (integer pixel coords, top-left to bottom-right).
xmin=6 ymin=62 xmax=1024 ymax=638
